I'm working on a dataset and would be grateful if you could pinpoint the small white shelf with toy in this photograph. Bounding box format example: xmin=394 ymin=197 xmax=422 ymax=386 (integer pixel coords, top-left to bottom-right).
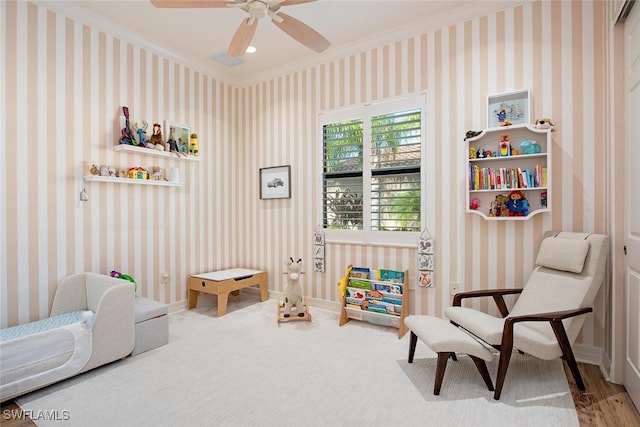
xmin=84 ymin=175 xmax=182 ymax=187
xmin=338 ymin=266 xmax=409 ymax=338
xmin=466 ymin=124 xmax=552 ymax=220
xmin=114 ymin=144 xmax=200 ymax=162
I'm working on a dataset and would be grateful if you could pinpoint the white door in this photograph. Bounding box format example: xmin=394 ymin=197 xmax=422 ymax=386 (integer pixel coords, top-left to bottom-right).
xmin=624 ymin=0 xmax=640 ymax=412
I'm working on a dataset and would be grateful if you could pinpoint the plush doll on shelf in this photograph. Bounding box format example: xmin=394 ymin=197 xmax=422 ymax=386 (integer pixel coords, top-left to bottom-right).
xmin=534 ymin=118 xmax=555 ymax=131
xmin=148 ymin=123 xmax=165 ymax=151
xmin=505 ymin=190 xmax=528 ymax=216
xmin=284 ymin=258 xmax=305 ymax=318
xmin=520 ymin=139 xmax=541 ymax=155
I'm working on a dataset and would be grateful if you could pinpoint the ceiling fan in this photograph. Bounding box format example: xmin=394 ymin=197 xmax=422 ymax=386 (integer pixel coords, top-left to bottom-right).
xmin=150 ymin=0 xmax=331 ymax=57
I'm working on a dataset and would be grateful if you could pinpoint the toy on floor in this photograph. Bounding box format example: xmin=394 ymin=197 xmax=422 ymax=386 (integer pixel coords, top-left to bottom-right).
xmin=277 ymin=257 xmax=312 ymax=323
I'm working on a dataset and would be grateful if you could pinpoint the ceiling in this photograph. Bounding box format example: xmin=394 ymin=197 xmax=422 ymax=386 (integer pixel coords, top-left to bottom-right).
xmin=61 ymin=0 xmax=511 ymax=83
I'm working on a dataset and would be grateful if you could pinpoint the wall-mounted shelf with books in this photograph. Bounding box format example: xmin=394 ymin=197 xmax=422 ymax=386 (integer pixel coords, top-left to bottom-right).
xmin=338 ymin=266 xmax=409 ymax=338
xmin=114 ymin=144 xmax=200 ymax=162
xmin=466 ymin=124 xmax=552 ymax=220
xmin=84 ymin=175 xmax=182 ymax=187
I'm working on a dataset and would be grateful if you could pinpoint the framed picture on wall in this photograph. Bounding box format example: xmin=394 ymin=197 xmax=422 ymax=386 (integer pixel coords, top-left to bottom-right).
xmin=260 ymin=165 xmax=291 ymax=199
xmin=488 ymin=89 xmax=531 ymax=128
xmin=164 ymin=120 xmax=191 ymax=155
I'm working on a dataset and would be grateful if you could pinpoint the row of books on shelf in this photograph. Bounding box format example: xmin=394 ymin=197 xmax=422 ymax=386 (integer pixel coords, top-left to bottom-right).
xmin=345 ymin=286 xmax=403 ymax=316
xmin=348 ymin=267 xmax=405 ymax=284
xmin=469 ymin=164 xmax=546 ymax=191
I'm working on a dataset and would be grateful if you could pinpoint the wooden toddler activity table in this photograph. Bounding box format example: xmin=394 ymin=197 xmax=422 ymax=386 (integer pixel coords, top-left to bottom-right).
xmin=189 ymin=268 xmax=268 ymax=317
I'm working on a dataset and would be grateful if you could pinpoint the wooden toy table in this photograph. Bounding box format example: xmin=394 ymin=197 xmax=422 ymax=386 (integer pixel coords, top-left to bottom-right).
xmin=189 ymin=268 xmax=268 ymax=317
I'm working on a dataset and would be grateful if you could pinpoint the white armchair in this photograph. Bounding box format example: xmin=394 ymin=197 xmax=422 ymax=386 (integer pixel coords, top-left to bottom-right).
xmin=445 ymin=231 xmax=609 ymax=400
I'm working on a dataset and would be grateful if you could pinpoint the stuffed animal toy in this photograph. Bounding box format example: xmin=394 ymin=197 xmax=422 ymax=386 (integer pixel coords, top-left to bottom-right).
xmin=505 ymin=190 xmax=528 ymax=216
xmin=132 ymin=121 xmax=148 ymax=147
xmin=338 ymin=265 xmax=353 ymax=298
xmin=284 ymin=258 xmax=305 ymax=317
xmin=464 ymin=130 xmax=482 ymax=140
xmin=520 ymin=139 xmax=541 ymax=155
xmin=149 ymin=123 xmax=165 ymax=151
xmin=534 ymin=118 xmax=555 ymax=131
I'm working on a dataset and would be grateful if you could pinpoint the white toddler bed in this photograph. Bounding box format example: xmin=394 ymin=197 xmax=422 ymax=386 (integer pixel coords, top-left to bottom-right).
xmin=0 ymin=273 xmax=135 ymax=402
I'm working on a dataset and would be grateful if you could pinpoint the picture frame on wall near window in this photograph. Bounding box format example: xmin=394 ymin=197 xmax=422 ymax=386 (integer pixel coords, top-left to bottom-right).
xmin=164 ymin=120 xmax=191 ymax=155
xmin=260 ymin=165 xmax=291 ymax=199
xmin=487 ymin=89 xmax=531 ymax=128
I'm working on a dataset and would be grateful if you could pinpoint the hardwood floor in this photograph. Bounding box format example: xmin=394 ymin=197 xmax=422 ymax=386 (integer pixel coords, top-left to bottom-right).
xmin=1 ymin=361 xmax=639 ymax=426
xmin=565 ymin=362 xmax=640 ymax=426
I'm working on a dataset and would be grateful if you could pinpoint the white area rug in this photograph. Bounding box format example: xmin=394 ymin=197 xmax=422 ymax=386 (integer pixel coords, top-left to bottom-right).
xmin=17 ymin=296 xmax=578 ymax=426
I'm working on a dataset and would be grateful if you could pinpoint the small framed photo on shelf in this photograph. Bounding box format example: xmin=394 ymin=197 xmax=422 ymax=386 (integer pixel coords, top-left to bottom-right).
xmin=260 ymin=165 xmax=291 ymax=199
xmin=164 ymin=120 xmax=191 ymax=155
xmin=488 ymin=89 xmax=531 ymax=128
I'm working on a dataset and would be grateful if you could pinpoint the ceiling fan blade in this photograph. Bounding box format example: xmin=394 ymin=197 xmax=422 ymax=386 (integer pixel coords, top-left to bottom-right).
xmin=150 ymin=0 xmax=230 ymax=8
xmin=228 ymin=18 xmax=258 ymax=56
xmin=272 ymin=12 xmax=330 ymax=53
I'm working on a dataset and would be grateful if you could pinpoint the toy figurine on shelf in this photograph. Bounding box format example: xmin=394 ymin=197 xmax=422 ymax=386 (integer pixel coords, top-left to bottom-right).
xmin=119 ymin=106 xmax=136 ymax=145
xmin=148 ymin=122 xmax=165 ymax=151
xmin=470 ymin=197 xmax=480 ymax=210
xmin=491 ymin=194 xmax=509 ymax=217
xmin=505 ymin=190 xmax=528 ymax=216
xmin=132 ymin=120 xmax=149 ymax=148
xmin=499 ymin=134 xmax=511 ymax=156
xmin=464 ymin=130 xmax=482 ymax=140
xmin=189 ymin=133 xmax=199 ymax=156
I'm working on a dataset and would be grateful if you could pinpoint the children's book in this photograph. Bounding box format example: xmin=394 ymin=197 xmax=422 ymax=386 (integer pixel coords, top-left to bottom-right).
xmin=382 ymin=296 xmax=403 ymax=306
xmin=377 ymin=269 xmax=405 ymax=284
xmin=346 ymin=288 xmax=367 ymax=299
xmin=372 ymin=282 xmax=403 ymax=295
xmin=349 ymin=267 xmax=371 ymax=279
xmin=348 ymin=278 xmax=371 ymax=290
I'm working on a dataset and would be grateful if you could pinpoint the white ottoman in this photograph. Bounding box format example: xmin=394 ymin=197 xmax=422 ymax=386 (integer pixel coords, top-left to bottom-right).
xmin=404 ymin=315 xmax=495 ymax=395
xmin=132 ymin=297 xmax=169 ymax=356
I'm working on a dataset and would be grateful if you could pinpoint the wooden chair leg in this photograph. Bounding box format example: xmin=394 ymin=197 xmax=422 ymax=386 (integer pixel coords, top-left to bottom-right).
xmin=434 ymin=352 xmax=451 ymax=395
xmin=551 ymin=320 xmax=585 ymax=390
xmin=408 ymin=331 xmax=418 ymax=363
xmin=494 ymin=330 xmax=514 ymax=400
xmin=470 ymin=355 xmax=495 ymax=391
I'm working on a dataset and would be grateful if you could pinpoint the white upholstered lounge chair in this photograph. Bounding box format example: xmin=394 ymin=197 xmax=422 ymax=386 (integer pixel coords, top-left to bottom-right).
xmin=445 ymin=231 xmax=609 ymax=400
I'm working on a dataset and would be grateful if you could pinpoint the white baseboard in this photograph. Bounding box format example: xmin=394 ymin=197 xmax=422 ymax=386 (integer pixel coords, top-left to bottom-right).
xmin=170 ymin=287 xmax=343 ymax=315
xmin=574 ymin=343 xmax=603 ymax=365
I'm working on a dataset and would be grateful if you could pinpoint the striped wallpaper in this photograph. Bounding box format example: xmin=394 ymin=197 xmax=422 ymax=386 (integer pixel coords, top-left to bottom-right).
xmin=1 ymin=0 xmax=624 ymax=375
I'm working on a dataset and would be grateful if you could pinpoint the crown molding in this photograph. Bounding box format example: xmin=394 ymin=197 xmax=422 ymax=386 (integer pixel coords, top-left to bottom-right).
xmin=33 ymin=0 xmax=236 ymax=84
xmin=33 ymin=0 xmax=528 ymax=88
xmin=234 ymin=0 xmax=527 ymax=87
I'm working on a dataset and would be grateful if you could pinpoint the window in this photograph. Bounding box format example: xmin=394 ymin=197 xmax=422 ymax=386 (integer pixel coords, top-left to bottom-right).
xmin=320 ymin=95 xmax=426 ymax=243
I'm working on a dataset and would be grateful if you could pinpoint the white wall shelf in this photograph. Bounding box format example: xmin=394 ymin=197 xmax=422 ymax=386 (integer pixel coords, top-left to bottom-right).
xmin=114 ymin=144 xmax=200 ymax=162
xmin=466 ymin=124 xmax=552 ymax=220
xmin=84 ymin=175 xmax=182 ymax=187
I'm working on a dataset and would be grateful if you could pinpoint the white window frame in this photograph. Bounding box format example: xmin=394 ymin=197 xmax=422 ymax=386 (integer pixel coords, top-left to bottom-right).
xmin=317 ymin=93 xmax=429 ymax=246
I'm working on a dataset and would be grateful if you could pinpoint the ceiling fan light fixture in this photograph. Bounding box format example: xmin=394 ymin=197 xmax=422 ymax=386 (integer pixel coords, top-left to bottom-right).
xmin=247 ymin=0 xmax=269 ymax=19
xmin=246 ymin=45 xmax=257 ymax=53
